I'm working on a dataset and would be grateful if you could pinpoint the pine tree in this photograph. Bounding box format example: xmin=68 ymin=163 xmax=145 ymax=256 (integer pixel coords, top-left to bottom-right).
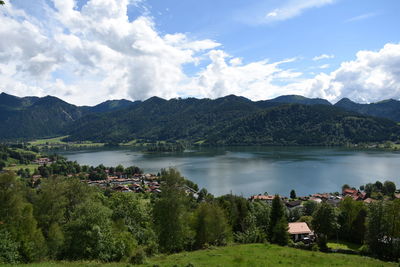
xmin=268 ymin=195 xmax=288 ymax=245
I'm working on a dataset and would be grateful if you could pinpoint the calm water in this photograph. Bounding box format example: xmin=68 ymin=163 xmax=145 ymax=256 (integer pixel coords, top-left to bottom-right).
xmin=60 ymin=147 xmax=400 ymax=197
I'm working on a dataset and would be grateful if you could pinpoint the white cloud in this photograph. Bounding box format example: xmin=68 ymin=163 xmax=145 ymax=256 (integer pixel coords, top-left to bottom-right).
xmin=319 ymin=64 xmax=330 ymax=69
xmin=346 ymin=12 xmax=379 ymax=23
xmin=302 ymin=43 xmax=400 ymax=103
xmin=313 ymin=54 xmax=335 ymax=61
xmin=0 ymin=0 xmax=221 ymax=105
xmin=264 ymin=0 xmax=336 ymax=24
xmin=0 ymin=0 xmax=399 ymax=106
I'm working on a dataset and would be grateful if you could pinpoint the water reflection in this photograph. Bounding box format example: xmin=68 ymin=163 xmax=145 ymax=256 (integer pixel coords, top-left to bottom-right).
xmin=61 ymin=147 xmax=400 ymax=197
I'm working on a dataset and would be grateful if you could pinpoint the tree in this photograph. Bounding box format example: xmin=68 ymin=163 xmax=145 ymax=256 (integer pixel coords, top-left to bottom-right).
xmin=268 ymin=195 xmax=288 ymax=245
xmin=338 ymin=197 xmax=366 ymax=244
xmin=0 ymin=1 xmax=5 ymax=5
xmin=365 ymin=201 xmax=386 ymax=258
xmin=153 ymin=168 xmax=191 ymax=253
xmin=272 ymin=217 xmax=289 ymax=246
xmin=341 ymin=184 xmax=351 ymax=192
xmin=0 ymin=228 xmax=20 ymax=264
xmin=374 ymin=181 xmax=383 ymax=191
xmin=192 ymin=203 xmax=231 ymax=248
xmin=303 ymin=200 xmax=317 ymax=216
xmin=115 ymin=164 xmax=124 ymax=173
xmin=290 ymin=189 xmax=296 ymax=199
xmin=108 ymin=192 xmax=154 ymax=246
xmin=0 ymin=173 xmax=46 ymax=262
xmin=63 ymin=201 xmax=117 ymax=261
xmin=312 ymin=202 xmax=336 ymax=251
xmin=383 ymin=180 xmax=396 ymax=197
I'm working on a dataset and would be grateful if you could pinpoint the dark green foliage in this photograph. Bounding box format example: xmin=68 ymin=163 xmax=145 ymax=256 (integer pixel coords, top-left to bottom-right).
xmin=192 ymin=202 xmax=231 ymax=248
xmin=312 ymin=202 xmax=337 ymax=251
xmin=2 ymin=93 xmax=400 ymax=145
xmin=337 ymin=197 xmax=367 ymax=244
xmin=153 ymin=169 xmax=191 ymax=253
xmin=216 ymin=194 xmax=251 ymax=233
xmin=335 ymin=97 xmax=400 ymax=122
xmin=272 ymin=217 xmax=289 ymax=246
xmin=290 ymin=189 xmax=296 ymax=199
xmin=383 ymin=181 xmax=396 ymax=196
xmin=108 ymin=192 xmax=155 ymax=246
xmin=0 ymin=228 xmax=20 ymax=264
xmin=303 ymin=200 xmax=318 ymax=216
xmin=63 ymin=201 xmax=112 ymax=260
xmin=366 ymin=200 xmax=400 ymax=261
xmin=268 ymin=195 xmax=288 ymax=245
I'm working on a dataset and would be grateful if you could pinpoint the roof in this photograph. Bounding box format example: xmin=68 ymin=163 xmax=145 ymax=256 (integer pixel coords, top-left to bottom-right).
xmin=288 ymin=222 xmax=312 ymax=235
xmin=343 ymin=188 xmax=357 ymax=195
xmin=251 ymin=195 xmax=275 ymax=200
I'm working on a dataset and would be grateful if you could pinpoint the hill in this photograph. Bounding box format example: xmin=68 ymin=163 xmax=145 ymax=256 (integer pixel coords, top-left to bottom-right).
xmin=3 ymin=244 xmax=396 ymax=267
xmin=334 ymin=98 xmax=400 ymax=122
xmin=0 ymin=93 xmax=138 ymax=140
xmin=67 ymin=98 xmax=400 ymax=145
xmin=2 ymin=92 xmax=400 ymax=145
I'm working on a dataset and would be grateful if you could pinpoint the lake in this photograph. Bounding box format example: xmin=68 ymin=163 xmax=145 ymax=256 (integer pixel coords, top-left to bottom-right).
xmin=60 ymin=147 xmax=400 ymax=197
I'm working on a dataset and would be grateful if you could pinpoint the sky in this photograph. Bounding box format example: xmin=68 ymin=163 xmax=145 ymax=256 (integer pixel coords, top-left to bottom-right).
xmin=0 ymin=0 xmax=399 ymax=106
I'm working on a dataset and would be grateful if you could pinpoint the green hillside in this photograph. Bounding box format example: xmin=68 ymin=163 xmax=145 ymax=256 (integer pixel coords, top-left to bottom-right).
xmin=3 ymin=244 xmax=396 ymax=267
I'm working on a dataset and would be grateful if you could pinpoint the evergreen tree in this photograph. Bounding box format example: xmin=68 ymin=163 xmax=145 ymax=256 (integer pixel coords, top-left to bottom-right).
xmin=290 ymin=189 xmax=296 ymax=199
xmin=272 ymin=217 xmax=289 ymax=246
xmin=268 ymin=195 xmax=288 ymax=245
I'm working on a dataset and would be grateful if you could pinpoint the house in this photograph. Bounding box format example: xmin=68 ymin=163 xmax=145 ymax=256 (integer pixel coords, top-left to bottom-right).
xmin=309 ymin=197 xmax=322 ymax=203
xmin=249 ymin=195 xmax=276 ymax=203
xmin=326 ymin=198 xmax=341 ymax=207
xmin=285 ymin=200 xmax=302 ymax=209
xmin=288 ymin=222 xmax=313 ymax=242
xmin=33 ymin=158 xmax=52 ymax=165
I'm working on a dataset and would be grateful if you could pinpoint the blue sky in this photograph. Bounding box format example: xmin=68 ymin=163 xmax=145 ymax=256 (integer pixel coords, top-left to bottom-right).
xmin=145 ymin=0 xmax=399 ymax=74
xmin=0 ymin=0 xmax=400 ymax=105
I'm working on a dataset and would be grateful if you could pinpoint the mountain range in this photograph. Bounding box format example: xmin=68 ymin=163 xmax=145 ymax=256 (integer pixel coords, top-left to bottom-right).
xmin=1 ymin=92 xmax=400 ymax=145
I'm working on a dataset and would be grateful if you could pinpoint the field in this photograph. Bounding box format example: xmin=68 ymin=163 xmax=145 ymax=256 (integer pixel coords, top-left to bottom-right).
xmin=3 ymin=244 xmax=396 ymax=267
xmin=28 ymin=136 xmax=104 ymax=149
xmin=4 ymin=163 xmax=38 ymax=173
xmin=327 ymin=240 xmax=362 ymax=251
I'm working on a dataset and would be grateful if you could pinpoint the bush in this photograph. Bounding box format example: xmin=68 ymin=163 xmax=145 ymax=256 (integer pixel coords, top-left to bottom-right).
xmin=0 ymin=229 xmax=20 ymax=264
xmin=359 ymin=244 xmax=370 ymax=256
xmin=311 ymin=244 xmax=319 ymax=251
xmin=130 ymin=248 xmax=146 ymax=265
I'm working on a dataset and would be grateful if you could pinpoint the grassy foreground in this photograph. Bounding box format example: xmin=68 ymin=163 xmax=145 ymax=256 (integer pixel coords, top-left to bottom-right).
xmin=3 ymin=244 xmax=396 ymax=267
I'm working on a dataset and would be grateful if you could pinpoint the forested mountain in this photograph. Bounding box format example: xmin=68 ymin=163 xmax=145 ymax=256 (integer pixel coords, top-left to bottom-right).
xmin=334 ymin=98 xmax=400 ymax=122
xmin=264 ymin=95 xmax=332 ymax=106
xmin=66 ymin=96 xmax=400 ymax=145
xmin=0 ymin=94 xmax=87 ymax=139
xmin=0 ymin=93 xmax=139 ymax=140
xmin=87 ymin=99 xmax=140 ymax=113
xmin=1 ymin=92 xmax=400 ymax=145
xmin=206 ymin=104 xmax=400 ymax=145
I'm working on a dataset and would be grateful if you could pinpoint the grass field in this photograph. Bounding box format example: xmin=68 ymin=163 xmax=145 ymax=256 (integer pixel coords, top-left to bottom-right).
xmin=327 ymin=240 xmax=362 ymax=251
xmin=3 ymin=244 xmax=396 ymax=267
xmin=4 ymin=163 xmax=38 ymax=173
xmin=29 ymin=136 xmax=69 ymax=145
xmin=29 ymin=136 xmax=104 ymax=149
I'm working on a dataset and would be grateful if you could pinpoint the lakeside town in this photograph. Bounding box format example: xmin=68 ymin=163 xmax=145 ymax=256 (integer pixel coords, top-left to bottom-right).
xmin=26 ymin=156 xmax=400 ymax=247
